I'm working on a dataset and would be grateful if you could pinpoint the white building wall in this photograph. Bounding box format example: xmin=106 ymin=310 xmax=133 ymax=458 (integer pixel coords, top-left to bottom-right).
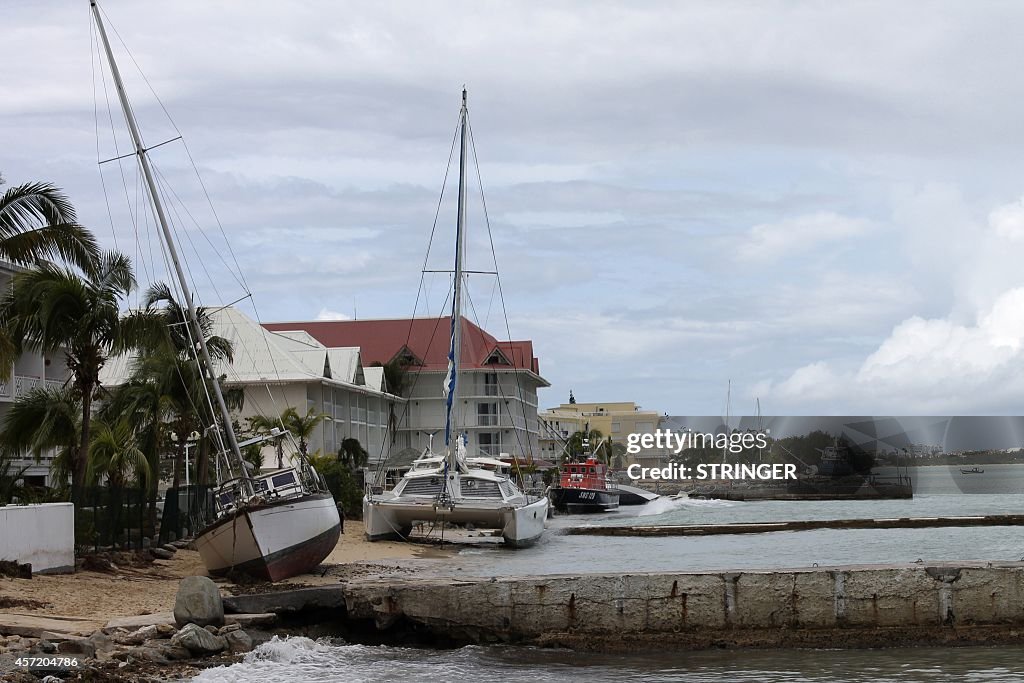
xmin=402 ymin=369 xmax=543 ymax=458
xmin=0 ymin=502 xmax=74 ymax=573
xmin=234 ymin=381 xmax=400 ymax=468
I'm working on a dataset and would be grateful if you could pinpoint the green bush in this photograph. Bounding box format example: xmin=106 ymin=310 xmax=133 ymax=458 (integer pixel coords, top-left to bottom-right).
xmin=309 ymin=454 xmax=363 ymax=520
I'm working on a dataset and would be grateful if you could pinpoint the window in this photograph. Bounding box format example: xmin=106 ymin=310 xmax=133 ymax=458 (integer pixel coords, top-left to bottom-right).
xmin=483 ymin=372 xmax=499 ymax=396
xmin=271 ymin=472 xmax=296 ymax=488
xmin=611 ymin=422 xmax=621 ymax=434
xmin=477 ymin=402 xmax=498 ymax=426
xmin=484 ymin=348 xmax=511 ymax=366
xmin=478 ymin=431 xmax=501 ymax=456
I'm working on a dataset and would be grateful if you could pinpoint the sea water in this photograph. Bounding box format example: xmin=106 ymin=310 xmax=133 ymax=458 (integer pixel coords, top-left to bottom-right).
xmin=194 ymin=464 xmax=1024 ymax=682
xmin=194 ymin=639 xmax=1024 ymax=682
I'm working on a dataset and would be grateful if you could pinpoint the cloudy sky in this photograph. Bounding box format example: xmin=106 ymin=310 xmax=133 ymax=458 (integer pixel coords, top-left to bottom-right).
xmin=5 ymin=1 xmax=1024 ymax=415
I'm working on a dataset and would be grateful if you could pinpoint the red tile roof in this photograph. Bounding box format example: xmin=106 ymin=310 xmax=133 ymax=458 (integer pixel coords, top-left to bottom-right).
xmin=262 ymin=317 xmax=542 ymax=376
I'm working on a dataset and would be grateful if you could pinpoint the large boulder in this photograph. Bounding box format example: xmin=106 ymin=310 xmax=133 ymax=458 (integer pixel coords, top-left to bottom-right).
xmin=173 ymin=576 xmax=224 ymax=628
xmin=170 ymin=623 xmax=227 ymax=655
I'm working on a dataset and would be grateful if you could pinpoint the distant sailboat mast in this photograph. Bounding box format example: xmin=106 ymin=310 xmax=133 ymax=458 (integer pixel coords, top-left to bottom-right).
xmin=722 ymin=379 xmax=731 ymax=464
xmin=90 ymin=0 xmax=250 ymax=493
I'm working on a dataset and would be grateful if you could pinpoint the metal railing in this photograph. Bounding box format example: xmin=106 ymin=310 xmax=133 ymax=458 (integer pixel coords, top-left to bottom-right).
xmin=14 ymin=375 xmax=41 ymax=398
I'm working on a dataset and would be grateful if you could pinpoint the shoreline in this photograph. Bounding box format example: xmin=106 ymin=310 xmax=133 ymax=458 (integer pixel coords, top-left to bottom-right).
xmin=0 ymin=521 xmax=444 ymax=623
xmin=0 ymin=521 xmax=455 ymax=681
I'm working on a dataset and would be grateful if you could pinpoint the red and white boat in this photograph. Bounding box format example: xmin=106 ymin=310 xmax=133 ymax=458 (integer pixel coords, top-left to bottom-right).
xmin=550 ymin=456 xmax=620 ymax=513
xmin=196 ymin=468 xmax=340 ymax=581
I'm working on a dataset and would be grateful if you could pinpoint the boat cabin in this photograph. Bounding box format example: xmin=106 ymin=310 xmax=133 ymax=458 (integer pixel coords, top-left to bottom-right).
xmin=559 ymin=456 xmax=613 ymax=491
xmin=215 ymin=468 xmax=305 ymax=513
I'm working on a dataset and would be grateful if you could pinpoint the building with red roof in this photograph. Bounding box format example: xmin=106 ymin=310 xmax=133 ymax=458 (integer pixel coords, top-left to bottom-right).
xmin=264 ymin=317 xmax=549 ymax=460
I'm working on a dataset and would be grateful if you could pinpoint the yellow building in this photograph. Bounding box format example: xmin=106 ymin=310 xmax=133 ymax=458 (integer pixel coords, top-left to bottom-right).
xmin=539 ymin=400 xmax=661 ymax=463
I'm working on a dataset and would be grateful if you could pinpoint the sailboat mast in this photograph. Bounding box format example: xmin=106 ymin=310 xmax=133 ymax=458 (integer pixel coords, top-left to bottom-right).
xmin=446 ymin=89 xmax=469 ymax=468
xmin=722 ymin=379 xmax=731 ymax=464
xmin=90 ymin=1 xmax=248 ymax=483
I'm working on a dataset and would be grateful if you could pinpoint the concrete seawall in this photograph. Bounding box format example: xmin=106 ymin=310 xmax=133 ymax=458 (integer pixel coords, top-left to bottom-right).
xmin=564 ymin=514 xmax=1024 ymax=537
xmin=338 ymin=562 xmax=1024 ymax=650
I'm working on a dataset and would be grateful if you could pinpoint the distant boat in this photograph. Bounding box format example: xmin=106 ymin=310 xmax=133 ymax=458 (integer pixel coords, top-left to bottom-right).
xmin=551 ymin=456 xmax=620 ymax=513
xmin=616 ymin=483 xmax=660 ymax=506
xmin=960 ymin=467 xmax=985 ymax=474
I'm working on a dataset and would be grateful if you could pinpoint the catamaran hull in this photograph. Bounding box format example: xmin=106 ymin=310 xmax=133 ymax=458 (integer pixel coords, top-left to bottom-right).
xmin=196 ymin=493 xmax=340 ymax=582
xmin=363 ymin=494 xmax=548 ymax=547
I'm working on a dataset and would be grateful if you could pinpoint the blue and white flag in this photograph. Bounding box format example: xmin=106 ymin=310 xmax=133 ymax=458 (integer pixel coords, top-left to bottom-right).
xmin=443 ymin=314 xmax=457 ymax=446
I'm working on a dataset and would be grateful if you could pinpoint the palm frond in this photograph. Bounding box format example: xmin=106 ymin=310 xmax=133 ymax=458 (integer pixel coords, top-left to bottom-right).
xmin=0 ymin=182 xmax=99 ymax=269
xmin=0 ymin=386 xmax=80 ymax=460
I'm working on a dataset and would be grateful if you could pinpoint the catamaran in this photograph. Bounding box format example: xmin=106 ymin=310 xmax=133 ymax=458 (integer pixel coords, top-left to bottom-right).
xmin=90 ymin=0 xmax=340 ymax=580
xmin=362 ymin=91 xmax=549 ymax=547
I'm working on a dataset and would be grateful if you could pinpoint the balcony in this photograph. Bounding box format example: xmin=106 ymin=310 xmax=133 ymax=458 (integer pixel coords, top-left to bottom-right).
xmin=0 ymin=375 xmax=65 ymax=401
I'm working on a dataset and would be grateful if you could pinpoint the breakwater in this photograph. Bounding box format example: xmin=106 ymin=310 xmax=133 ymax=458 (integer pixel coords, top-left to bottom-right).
xmin=226 ymin=561 xmax=1024 ymax=651
xmin=563 ymin=513 xmax=1024 ymax=537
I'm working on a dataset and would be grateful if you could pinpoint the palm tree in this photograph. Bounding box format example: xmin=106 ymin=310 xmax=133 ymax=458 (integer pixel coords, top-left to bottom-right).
xmin=282 ymin=406 xmax=325 ymax=458
xmin=128 ymin=349 xmax=208 ymax=490
xmin=138 ymin=282 xmax=233 ymax=360
xmin=0 ymin=179 xmax=99 ymax=269
xmin=601 ymin=440 xmax=628 ymax=469
xmin=100 ymin=378 xmax=172 ymax=527
xmin=0 ymin=252 xmax=154 ymax=496
xmin=0 ymin=385 xmax=81 ymax=498
xmin=249 ymin=406 xmax=326 ymax=469
xmin=566 ymin=429 xmax=604 ymax=462
xmin=247 ymin=412 xmax=286 ymax=469
xmin=131 ymin=281 xmax=234 ymax=489
xmin=87 ymin=419 xmax=151 ymax=490
xmin=338 ymin=437 xmax=369 ymax=472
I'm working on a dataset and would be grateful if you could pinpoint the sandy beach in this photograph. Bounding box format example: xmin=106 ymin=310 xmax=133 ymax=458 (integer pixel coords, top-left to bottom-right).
xmin=0 ymin=521 xmax=437 ymax=623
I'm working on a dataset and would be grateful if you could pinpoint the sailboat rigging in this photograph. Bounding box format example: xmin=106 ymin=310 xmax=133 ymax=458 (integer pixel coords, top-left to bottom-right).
xmin=363 ymin=90 xmax=549 ymax=547
xmin=90 ymin=0 xmax=340 ymax=581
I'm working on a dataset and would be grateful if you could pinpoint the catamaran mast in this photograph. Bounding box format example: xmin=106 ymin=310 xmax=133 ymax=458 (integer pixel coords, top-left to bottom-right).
xmin=90 ymin=0 xmax=249 ymax=486
xmin=445 ymin=89 xmax=469 ymax=472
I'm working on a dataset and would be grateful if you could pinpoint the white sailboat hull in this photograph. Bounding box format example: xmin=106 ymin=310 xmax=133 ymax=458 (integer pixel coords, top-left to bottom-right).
xmin=196 ymin=493 xmax=340 ymax=582
xmin=363 ymin=493 xmax=548 ymax=547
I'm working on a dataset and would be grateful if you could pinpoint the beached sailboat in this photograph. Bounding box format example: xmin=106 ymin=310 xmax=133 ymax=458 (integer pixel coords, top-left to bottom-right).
xmin=363 ymin=90 xmax=549 ymax=547
xmin=90 ymin=1 xmax=340 ymax=580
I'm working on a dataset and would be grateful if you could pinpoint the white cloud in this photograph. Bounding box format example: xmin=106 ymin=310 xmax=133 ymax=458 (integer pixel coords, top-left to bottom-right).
xmin=736 ymin=212 xmax=872 ymax=263
xmin=763 ymin=287 xmax=1024 ymax=413
xmin=315 ymin=308 xmax=351 ymax=321
xmin=988 ymin=197 xmax=1024 ymax=241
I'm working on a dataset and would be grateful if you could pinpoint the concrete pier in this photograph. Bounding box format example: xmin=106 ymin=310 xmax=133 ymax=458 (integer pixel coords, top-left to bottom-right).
xmin=564 ymin=514 xmax=1024 ymax=537
xmin=337 ymin=562 xmax=1024 ymax=650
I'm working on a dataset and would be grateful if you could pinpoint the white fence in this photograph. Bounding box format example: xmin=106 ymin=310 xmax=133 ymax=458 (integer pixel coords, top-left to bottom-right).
xmin=0 ymin=502 xmax=74 ymax=574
